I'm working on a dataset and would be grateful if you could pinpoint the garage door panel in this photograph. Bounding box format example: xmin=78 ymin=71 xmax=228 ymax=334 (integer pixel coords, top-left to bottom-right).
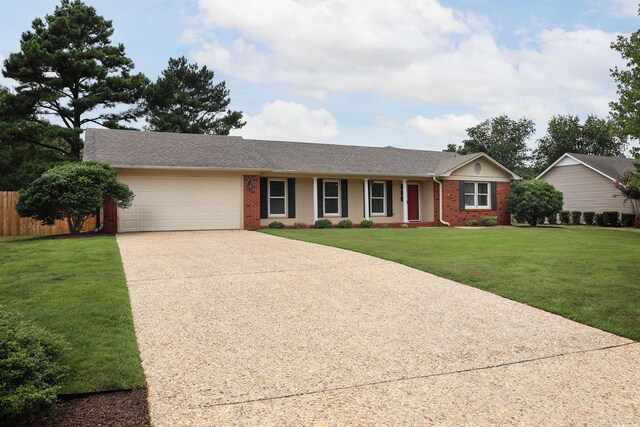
xmin=117 ymin=174 xmax=242 ymax=232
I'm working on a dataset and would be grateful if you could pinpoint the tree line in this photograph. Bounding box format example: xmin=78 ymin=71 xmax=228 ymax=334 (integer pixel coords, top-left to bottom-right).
xmin=444 ymin=114 xmax=631 ymax=179
xmin=0 ymin=0 xmax=245 ymax=190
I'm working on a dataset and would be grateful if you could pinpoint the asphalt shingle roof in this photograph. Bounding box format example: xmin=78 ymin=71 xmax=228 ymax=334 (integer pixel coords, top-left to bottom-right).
xmin=83 ymin=128 xmax=487 ymax=177
xmin=568 ymin=153 xmax=638 ymax=180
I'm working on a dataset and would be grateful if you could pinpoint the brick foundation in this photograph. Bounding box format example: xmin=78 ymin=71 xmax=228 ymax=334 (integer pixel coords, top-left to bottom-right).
xmin=436 ymin=180 xmax=511 ymax=226
xmin=101 ymin=198 xmax=118 ymax=234
xmin=243 ymin=175 xmax=261 ymax=231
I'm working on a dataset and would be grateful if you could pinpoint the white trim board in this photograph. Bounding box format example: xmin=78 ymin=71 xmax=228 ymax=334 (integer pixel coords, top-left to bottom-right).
xmin=536 ymin=153 xmax=616 ymax=182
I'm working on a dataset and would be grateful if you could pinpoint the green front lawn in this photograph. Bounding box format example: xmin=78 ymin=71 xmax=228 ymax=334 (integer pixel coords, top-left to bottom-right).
xmin=0 ymin=236 xmax=145 ymax=394
xmin=263 ymin=227 xmax=640 ymax=341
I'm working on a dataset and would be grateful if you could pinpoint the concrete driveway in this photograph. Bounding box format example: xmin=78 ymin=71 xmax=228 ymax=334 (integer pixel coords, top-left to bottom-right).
xmin=117 ymin=230 xmax=639 ymax=426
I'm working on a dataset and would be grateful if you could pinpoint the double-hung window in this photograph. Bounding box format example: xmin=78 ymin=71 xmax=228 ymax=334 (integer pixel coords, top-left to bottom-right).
xmin=323 ymin=180 xmax=340 ymax=216
xmin=268 ymin=179 xmax=286 ymax=217
xmin=370 ymin=181 xmax=386 ymax=215
xmin=464 ymin=182 xmax=490 ymax=209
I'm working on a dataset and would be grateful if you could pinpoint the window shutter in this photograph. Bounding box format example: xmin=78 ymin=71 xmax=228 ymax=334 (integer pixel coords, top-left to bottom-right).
xmin=341 ymin=179 xmax=349 ymax=217
xmin=317 ymin=178 xmax=324 ymax=218
xmin=260 ymin=178 xmax=268 ymax=219
xmin=288 ymin=178 xmax=296 ymax=218
xmin=386 ymin=180 xmax=393 ymax=217
xmin=491 ymin=182 xmax=497 ymax=211
xmin=459 ymin=181 xmax=465 ymax=211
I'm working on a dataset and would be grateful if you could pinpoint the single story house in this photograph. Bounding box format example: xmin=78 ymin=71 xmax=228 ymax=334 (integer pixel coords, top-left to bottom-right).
xmin=537 ymin=153 xmax=638 ymax=214
xmin=83 ymin=129 xmax=520 ymax=232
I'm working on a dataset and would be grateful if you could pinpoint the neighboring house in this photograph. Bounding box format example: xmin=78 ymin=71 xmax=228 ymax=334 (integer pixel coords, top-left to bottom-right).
xmin=83 ymin=129 xmax=520 ymax=232
xmin=537 ymin=153 xmax=638 ymax=214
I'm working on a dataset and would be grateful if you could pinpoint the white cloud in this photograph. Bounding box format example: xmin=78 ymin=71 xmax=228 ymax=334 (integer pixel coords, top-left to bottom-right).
xmin=188 ymin=0 xmax=625 ymax=133
xmin=233 ymin=100 xmax=339 ymax=142
xmin=607 ymin=0 xmax=638 ymax=18
xmin=180 ymin=28 xmax=202 ymax=45
xmin=407 ymin=114 xmax=479 ymax=142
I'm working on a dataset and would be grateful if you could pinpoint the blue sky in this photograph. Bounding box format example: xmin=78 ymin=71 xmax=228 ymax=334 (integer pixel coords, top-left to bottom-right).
xmin=1 ymin=0 xmax=639 ymax=151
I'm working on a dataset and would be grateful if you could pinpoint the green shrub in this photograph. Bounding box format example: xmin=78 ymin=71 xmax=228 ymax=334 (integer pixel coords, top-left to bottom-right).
xmin=559 ymin=211 xmax=571 ymax=224
xmin=293 ymin=222 xmax=307 ymax=229
xmin=268 ymin=221 xmax=285 ymax=229
xmin=507 ymin=180 xmax=563 ymax=227
xmin=0 ymin=307 xmax=67 ymax=425
xmin=360 ymin=220 xmax=373 ymax=228
xmin=583 ymin=212 xmax=595 ymax=225
xmin=16 ymin=162 xmax=133 ymax=234
xmin=547 ymin=213 xmax=558 ymax=225
xmin=466 ymin=219 xmax=478 ymax=226
xmin=603 ymin=211 xmax=620 ymax=227
xmin=314 ymin=219 xmax=332 ymax=229
xmin=338 ymin=219 xmax=353 ymax=229
xmin=571 ymin=211 xmax=582 ymax=225
xmin=594 ymin=213 xmax=605 ymax=226
xmin=621 ymin=213 xmax=636 ymax=227
xmin=480 ymin=216 xmax=498 ymax=227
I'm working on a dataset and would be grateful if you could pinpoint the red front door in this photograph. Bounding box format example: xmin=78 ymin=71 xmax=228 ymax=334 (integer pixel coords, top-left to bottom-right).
xmin=407 ymin=184 xmax=420 ymax=221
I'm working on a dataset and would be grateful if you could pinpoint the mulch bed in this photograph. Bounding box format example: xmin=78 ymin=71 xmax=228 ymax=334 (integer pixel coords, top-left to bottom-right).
xmin=33 ymin=389 xmax=151 ymax=427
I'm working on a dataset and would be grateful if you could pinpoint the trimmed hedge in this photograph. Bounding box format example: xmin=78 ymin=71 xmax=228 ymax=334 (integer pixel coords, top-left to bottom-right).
xmin=480 ymin=216 xmax=498 ymax=227
xmin=360 ymin=220 xmax=374 ymax=228
xmin=571 ymin=211 xmax=582 ymax=225
xmin=314 ymin=219 xmax=332 ymax=229
xmin=466 ymin=219 xmax=478 ymax=226
xmin=268 ymin=221 xmax=285 ymax=229
xmin=559 ymin=211 xmax=571 ymax=225
xmin=594 ymin=213 xmax=605 ymax=226
xmin=583 ymin=212 xmax=595 ymax=225
xmin=621 ymin=213 xmax=636 ymax=227
xmin=338 ymin=219 xmax=353 ymax=229
xmin=547 ymin=214 xmax=558 ymax=225
xmin=0 ymin=307 xmax=67 ymax=425
xmin=603 ymin=211 xmax=620 ymax=227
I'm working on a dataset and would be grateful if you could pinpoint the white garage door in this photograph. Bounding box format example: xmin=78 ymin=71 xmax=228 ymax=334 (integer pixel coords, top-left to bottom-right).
xmin=117 ymin=173 xmax=242 ymax=232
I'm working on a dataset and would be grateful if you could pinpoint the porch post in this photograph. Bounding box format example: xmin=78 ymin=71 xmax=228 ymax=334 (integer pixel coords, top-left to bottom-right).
xmin=363 ymin=178 xmax=370 ymax=220
xmin=402 ymin=179 xmax=409 ymax=223
xmin=313 ymin=177 xmax=319 ymax=222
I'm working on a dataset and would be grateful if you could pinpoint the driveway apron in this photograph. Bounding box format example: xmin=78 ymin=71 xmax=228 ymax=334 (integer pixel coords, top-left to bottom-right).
xmin=117 ymin=230 xmax=639 ymax=426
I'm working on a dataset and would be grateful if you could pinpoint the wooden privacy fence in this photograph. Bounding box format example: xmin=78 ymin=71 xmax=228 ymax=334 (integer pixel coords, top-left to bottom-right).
xmin=1 ymin=191 xmax=96 ymax=237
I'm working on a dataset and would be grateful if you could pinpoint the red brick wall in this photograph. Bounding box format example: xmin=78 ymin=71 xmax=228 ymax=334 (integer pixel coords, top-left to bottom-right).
xmin=436 ymin=180 xmax=511 ymax=226
xmin=101 ymin=198 xmax=118 ymax=234
xmin=243 ymin=175 xmax=260 ymax=231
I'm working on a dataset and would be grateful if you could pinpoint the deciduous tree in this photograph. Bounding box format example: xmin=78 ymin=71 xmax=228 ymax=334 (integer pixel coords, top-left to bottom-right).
xmin=611 ymin=12 xmax=640 ymax=142
xmin=534 ymin=115 xmax=626 ymax=171
xmin=16 ymin=162 xmax=134 ymax=234
xmin=614 ymin=162 xmax=640 ymax=227
xmin=445 ymin=115 xmax=535 ymax=175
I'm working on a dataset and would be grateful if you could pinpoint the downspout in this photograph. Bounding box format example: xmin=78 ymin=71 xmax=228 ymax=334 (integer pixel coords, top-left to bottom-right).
xmin=433 ymin=177 xmax=451 ymax=227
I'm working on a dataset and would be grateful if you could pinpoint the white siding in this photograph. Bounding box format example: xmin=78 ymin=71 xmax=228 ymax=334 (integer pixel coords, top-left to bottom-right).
xmin=541 ymin=164 xmax=632 ymax=213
